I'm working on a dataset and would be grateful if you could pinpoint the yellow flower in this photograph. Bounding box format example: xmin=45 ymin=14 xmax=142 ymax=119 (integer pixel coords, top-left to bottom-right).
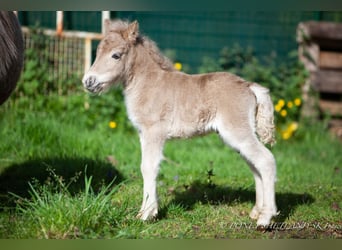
xmin=281 ymin=131 xmax=291 ymax=140
xmin=280 ymin=109 xmax=287 ymax=117
xmin=275 ymin=104 xmax=282 ymax=112
xmin=277 ymin=99 xmax=285 ymax=108
xmin=280 ymin=122 xmax=298 ymax=140
xmin=287 ymin=101 xmax=293 ymax=109
xmin=174 ymin=62 xmax=182 ymax=71
xmin=294 ymin=98 xmax=301 ymax=106
xmin=109 ymin=121 xmax=117 ymax=129
xmin=288 ymin=122 xmax=298 ymax=132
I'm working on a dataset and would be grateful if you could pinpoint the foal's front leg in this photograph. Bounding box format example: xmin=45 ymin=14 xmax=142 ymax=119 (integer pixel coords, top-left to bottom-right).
xmin=136 ymin=130 xmax=165 ymax=221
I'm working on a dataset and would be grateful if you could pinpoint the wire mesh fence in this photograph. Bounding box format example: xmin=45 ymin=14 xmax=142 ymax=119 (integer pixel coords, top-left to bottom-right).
xmin=18 ymin=11 xmax=342 ymax=78
xmin=115 ymin=11 xmax=342 ymax=71
xmin=22 ymin=29 xmax=85 ymax=88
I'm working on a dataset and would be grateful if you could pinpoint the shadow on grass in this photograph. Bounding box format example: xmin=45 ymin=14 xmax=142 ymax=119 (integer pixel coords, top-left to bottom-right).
xmin=161 ymin=180 xmax=315 ymax=222
xmin=0 ymin=157 xmax=124 ymax=207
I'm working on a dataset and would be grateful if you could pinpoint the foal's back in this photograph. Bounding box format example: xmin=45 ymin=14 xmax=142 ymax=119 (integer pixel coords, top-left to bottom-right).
xmin=128 ymin=69 xmax=256 ymax=138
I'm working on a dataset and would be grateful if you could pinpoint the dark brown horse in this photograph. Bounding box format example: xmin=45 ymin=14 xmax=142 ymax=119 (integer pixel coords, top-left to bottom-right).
xmin=0 ymin=11 xmax=24 ymax=105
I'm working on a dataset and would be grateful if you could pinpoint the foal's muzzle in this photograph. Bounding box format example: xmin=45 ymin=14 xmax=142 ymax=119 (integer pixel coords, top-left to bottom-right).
xmin=82 ymin=75 xmax=104 ymax=93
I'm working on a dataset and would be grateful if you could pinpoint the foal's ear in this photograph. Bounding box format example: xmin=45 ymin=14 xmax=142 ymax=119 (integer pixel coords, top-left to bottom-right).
xmin=124 ymin=20 xmax=139 ymax=43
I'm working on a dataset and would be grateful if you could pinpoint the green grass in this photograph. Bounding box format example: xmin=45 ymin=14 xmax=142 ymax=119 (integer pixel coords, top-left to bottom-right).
xmin=9 ymin=170 xmax=126 ymax=239
xmin=0 ymin=105 xmax=341 ymax=239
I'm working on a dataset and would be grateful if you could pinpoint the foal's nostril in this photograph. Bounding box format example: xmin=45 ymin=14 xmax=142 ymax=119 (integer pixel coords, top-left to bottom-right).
xmin=83 ymin=75 xmax=98 ymax=88
xmin=82 ymin=75 xmax=104 ymax=93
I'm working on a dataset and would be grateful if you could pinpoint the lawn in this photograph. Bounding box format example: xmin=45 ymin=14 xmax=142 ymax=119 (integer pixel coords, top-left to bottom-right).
xmin=0 ymin=96 xmax=341 ymax=239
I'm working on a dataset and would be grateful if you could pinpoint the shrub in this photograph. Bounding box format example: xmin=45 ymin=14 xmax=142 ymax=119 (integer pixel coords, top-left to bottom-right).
xmin=4 ymin=26 xmax=133 ymax=133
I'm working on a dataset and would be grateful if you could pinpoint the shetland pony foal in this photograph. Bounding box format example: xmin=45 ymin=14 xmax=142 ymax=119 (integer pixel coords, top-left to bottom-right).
xmin=83 ymin=20 xmax=278 ymax=227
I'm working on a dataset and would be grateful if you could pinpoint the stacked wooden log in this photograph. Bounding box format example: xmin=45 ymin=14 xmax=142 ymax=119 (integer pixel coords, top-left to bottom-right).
xmin=297 ymin=21 xmax=342 ymax=139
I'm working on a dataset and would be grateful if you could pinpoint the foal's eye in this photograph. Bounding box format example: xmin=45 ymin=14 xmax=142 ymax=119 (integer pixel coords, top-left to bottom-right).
xmin=112 ymin=53 xmax=121 ymax=60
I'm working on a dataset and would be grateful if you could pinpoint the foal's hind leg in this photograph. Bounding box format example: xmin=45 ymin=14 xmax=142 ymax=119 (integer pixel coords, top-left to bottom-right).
xmin=243 ymin=143 xmax=278 ymax=226
xmin=136 ymin=128 xmax=165 ymax=221
xmin=248 ymin=166 xmax=264 ymax=220
xmin=219 ymin=127 xmax=277 ymax=227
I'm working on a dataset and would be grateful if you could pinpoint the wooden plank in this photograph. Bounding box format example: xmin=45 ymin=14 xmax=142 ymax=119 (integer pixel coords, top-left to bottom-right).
xmin=311 ymin=70 xmax=342 ymax=93
xmin=299 ymin=21 xmax=342 ymax=41
xmin=21 ymin=26 xmax=104 ymax=40
xmin=329 ymin=119 xmax=342 ymax=127
xmin=320 ymin=51 xmax=342 ymax=69
xmin=297 ymin=22 xmax=342 ymax=50
xmin=319 ymin=100 xmax=342 ymax=116
xmin=328 ymin=119 xmax=342 ymax=140
xmin=298 ymin=43 xmax=319 ymax=72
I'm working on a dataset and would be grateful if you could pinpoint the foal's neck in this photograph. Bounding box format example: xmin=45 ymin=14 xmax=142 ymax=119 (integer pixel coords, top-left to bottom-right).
xmin=124 ymin=43 xmax=167 ymax=90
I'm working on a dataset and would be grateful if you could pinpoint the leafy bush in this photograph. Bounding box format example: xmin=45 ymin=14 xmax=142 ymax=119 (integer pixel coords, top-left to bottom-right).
xmin=4 ymin=26 xmax=133 ymax=133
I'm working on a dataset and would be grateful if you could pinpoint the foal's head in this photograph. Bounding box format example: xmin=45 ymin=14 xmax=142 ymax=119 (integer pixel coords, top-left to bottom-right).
xmin=82 ymin=20 xmax=140 ymax=93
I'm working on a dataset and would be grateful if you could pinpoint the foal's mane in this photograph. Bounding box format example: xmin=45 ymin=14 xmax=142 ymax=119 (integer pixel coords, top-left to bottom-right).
xmin=110 ymin=20 xmax=175 ymax=72
xmin=138 ymin=36 xmax=175 ymax=71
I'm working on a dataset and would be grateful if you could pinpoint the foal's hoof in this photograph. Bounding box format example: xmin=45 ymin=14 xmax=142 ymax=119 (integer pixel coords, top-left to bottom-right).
xmin=255 ymin=210 xmax=279 ymax=230
xmin=136 ymin=208 xmax=158 ymax=221
xmin=256 ymin=225 xmax=271 ymax=232
xmin=249 ymin=206 xmax=261 ymax=220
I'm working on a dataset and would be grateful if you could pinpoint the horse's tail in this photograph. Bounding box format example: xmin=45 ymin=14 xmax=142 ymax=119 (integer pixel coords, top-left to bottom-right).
xmin=249 ymin=83 xmax=276 ymax=146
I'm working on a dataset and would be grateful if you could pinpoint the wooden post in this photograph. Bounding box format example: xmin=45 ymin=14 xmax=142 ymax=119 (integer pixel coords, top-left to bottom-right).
xmin=56 ymin=11 xmax=63 ymax=36
xmin=84 ymin=38 xmax=92 ymax=73
xmin=102 ymin=11 xmax=110 ymax=34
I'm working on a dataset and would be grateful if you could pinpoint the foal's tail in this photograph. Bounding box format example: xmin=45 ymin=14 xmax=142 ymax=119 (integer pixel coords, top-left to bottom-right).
xmin=249 ymin=83 xmax=276 ymax=146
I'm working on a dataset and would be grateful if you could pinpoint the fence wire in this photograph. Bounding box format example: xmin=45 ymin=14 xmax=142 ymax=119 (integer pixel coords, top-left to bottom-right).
xmin=19 ymin=11 xmax=342 ymax=76
xmin=23 ymin=31 xmax=85 ymax=85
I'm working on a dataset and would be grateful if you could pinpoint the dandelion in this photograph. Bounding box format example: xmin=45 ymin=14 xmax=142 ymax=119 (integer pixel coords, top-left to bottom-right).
xmin=109 ymin=121 xmax=117 ymax=129
xmin=280 ymin=122 xmax=298 ymax=140
xmin=280 ymin=109 xmax=287 ymax=117
xmin=287 ymin=101 xmax=293 ymax=109
xmin=275 ymin=99 xmax=286 ymax=112
xmin=281 ymin=131 xmax=291 ymax=140
xmin=294 ymin=98 xmax=301 ymax=106
xmin=277 ymin=99 xmax=285 ymax=108
xmin=275 ymin=104 xmax=282 ymax=112
xmin=288 ymin=122 xmax=298 ymax=132
xmin=174 ymin=62 xmax=182 ymax=71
